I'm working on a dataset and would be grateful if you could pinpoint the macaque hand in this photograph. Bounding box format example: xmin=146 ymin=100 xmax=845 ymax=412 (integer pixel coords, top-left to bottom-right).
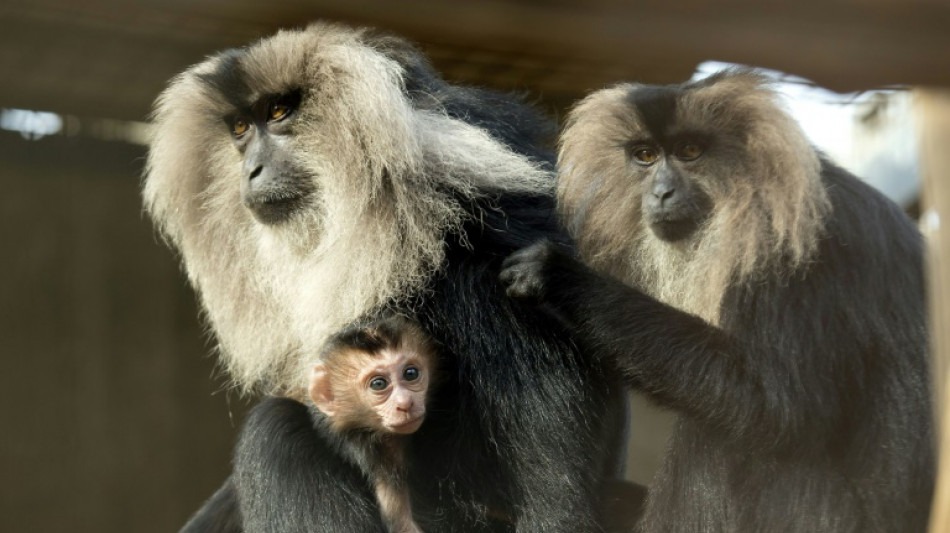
xmin=500 ymin=239 xmax=561 ymax=300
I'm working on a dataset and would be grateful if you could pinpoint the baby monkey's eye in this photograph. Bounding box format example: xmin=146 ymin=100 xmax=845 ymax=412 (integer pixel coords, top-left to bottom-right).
xmin=403 ymin=366 xmax=420 ymax=381
xmin=369 ymin=377 xmax=389 ymax=391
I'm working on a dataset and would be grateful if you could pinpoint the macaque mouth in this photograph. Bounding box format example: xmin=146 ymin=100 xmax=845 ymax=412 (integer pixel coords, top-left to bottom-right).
xmin=389 ymin=416 xmax=425 ymax=434
xmin=649 ymin=216 xmax=701 ymax=242
xmin=246 ymin=189 xmax=310 ymax=225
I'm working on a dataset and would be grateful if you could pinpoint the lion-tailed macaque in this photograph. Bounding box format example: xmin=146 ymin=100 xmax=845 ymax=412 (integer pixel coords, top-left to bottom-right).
xmin=309 ymin=315 xmax=438 ymax=533
xmin=501 ymin=70 xmax=933 ymax=532
xmin=146 ymin=22 xmax=630 ymax=533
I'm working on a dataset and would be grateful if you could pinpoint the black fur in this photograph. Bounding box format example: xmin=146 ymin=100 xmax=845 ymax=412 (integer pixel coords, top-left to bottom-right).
xmin=180 ymin=38 xmax=632 ymax=533
xmin=501 ymin=160 xmax=934 ymax=532
xmin=179 ymin=477 xmax=243 ymax=533
xmin=231 ymin=189 xmax=629 ymax=533
xmin=236 ymin=399 xmax=387 ymax=533
xmin=626 ymin=86 xmax=680 ymax=144
xmin=320 ymin=314 xmax=413 ymax=357
xmin=197 ymin=49 xmax=252 ymax=110
xmin=363 ymin=33 xmax=558 ymax=163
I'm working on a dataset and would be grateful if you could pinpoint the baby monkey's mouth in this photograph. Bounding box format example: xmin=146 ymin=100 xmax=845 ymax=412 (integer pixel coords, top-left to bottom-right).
xmin=388 ymin=415 xmax=425 ymax=435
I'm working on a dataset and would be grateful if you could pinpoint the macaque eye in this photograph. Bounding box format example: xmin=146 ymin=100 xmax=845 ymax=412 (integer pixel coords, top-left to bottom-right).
xmin=268 ymin=103 xmax=291 ymax=121
xmin=675 ymin=142 xmax=704 ymax=161
xmin=403 ymin=366 xmax=420 ymax=381
xmin=369 ymin=377 xmax=389 ymax=391
xmin=631 ymin=146 xmax=659 ymax=166
xmin=230 ymin=118 xmax=250 ymax=137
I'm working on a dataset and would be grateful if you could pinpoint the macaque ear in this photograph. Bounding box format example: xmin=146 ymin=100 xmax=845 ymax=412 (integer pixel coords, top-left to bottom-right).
xmin=308 ymin=364 xmax=336 ymax=417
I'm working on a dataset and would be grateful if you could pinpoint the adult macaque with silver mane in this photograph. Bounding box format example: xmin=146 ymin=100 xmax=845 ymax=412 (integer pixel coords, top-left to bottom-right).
xmin=309 ymin=315 xmax=437 ymax=533
xmin=502 ymin=71 xmax=934 ymax=532
xmin=145 ymin=22 xmax=627 ymax=533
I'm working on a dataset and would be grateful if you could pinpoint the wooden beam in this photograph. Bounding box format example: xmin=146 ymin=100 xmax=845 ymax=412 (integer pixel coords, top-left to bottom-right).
xmin=3 ymin=0 xmax=950 ymax=120
xmin=916 ymin=88 xmax=950 ymax=533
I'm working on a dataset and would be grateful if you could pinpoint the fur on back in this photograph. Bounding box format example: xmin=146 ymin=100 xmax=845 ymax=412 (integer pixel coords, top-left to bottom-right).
xmin=144 ymin=22 xmax=553 ymax=394
xmin=557 ymin=71 xmax=831 ymax=324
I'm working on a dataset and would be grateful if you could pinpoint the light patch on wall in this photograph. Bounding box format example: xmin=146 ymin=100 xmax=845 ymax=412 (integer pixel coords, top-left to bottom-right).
xmin=693 ymin=62 xmax=920 ymax=208
xmin=0 ymin=108 xmax=151 ymax=146
xmin=1 ymin=109 xmax=63 ymax=140
xmin=923 ymin=209 xmax=941 ymax=235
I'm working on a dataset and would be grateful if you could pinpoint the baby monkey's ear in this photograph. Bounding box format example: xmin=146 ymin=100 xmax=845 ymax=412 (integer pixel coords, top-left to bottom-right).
xmin=309 ymin=364 xmax=336 ymax=417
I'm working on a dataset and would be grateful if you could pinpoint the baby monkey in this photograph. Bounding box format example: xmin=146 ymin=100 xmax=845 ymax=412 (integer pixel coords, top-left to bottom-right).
xmin=309 ymin=314 xmax=438 ymax=533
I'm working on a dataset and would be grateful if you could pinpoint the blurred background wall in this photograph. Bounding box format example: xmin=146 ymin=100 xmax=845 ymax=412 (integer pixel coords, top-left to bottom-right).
xmin=1 ymin=1 xmax=948 ymax=532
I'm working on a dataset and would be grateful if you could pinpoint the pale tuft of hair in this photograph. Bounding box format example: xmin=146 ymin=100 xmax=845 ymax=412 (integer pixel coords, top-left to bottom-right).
xmin=558 ymin=70 xmax=830 ymax=324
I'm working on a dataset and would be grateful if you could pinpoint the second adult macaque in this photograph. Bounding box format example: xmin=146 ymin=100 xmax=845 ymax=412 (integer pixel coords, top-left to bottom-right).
xmin=309 ymin=315 xmax=438 ymax=533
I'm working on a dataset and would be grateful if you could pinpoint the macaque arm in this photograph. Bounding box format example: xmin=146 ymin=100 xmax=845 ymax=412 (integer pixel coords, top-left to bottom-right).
xmin=501 ymin=241 xmax=778 ymax=439
xmin=375 ymin=478 xmax=422 ymax=533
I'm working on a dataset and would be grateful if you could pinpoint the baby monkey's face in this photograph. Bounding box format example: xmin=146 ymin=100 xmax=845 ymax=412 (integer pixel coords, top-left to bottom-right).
xmin=309 ymin=321 xmax=437 ymax=437
xmin=356 ymin=348 xmax=430 ymax=434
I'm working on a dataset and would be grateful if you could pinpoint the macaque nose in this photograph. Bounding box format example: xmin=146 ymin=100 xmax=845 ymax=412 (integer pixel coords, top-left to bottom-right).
xmin=248 ymin=164 xmax=264 ymax=180
xmin=652 ymin=184 xmax=676 ymax=207
xmin=394 ymin=391 xmax=413 ymax=412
